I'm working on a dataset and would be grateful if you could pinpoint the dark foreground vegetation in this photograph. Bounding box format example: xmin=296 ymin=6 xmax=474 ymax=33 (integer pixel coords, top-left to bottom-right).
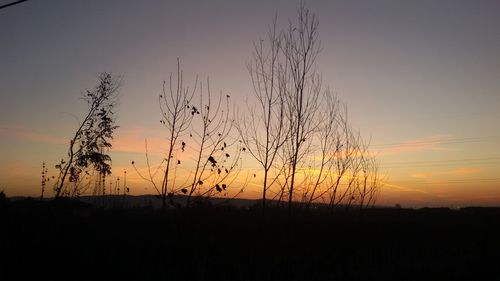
xmin=1 ymin=197 xmax=500 ymax=281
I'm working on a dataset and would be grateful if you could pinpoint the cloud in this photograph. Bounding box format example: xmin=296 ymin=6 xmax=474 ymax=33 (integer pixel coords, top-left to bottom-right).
xmin=444 ymin=167 xmax=481 ymax=176
xmin=409 ymin=167 xmax=481 ymax=180
xmin=112 ymin=127 xmax=167 ymax=154
xmin=0 ymin=125 xmax=169 ymax=155
xmin=0 ymin=125 xmax=67 ymax=145
xmin=410 ymin=172 xmax=433 ymax=179
xmin=111 ymin=126 xmax=195 ymax=157
xmin=0 ymin=124 xmax=169 ymax=155
xmin=382 ymin=181 xmax=436 ymax=195
xmin=375 ymin=135 xmax=455 ymax=155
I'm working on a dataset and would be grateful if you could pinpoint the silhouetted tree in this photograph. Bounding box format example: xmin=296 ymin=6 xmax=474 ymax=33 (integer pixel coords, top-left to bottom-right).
xmin=133 ymin=60 xmax=195 ymax=210
xmin=54 ymin=73 xmax=120 ymax=199
xmin=302 ymin=92 xmax=342 ymax=208
xmin=40 ymin=161 xmax=48 ymax=199
xmin=280 ymin=3 xmax=322 ymax=212
xmin=185 ymin=80 xmax=243 ymax=208
xmin=355 ymin=144 xmax=382 ymax=209
xmin=132 ymin=61 xmax=243 ymax=209
xmin=0 ymin=190 xmax=8 ymax=210
xmin=239 ymin=14 xmax=288 ymax=210
xmin=314 ymin=107 xmax=357 ymax=208
xmin=252 ymin=3 xmax=383 ymax=211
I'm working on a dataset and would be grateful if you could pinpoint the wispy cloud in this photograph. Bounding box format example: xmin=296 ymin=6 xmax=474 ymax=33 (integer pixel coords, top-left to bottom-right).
xmin=410 ymin=167 xmax=481 ymax=179
xmin=444 ymin=167 xmax=481 ymax=176
xmin=382 ymin=181 xmax=437 ymax=196
xmin=374 ymin=135 xmax=455 ymax=156
xmin=410 ymin=172 xmax=434 ymax=179
xmin=0 ymin=124 xmax=169 ymax=154
xmin=112 ymin=127 xmax=167 ymax=154
xmin=0 ymin=125 xmax=67 ymax=145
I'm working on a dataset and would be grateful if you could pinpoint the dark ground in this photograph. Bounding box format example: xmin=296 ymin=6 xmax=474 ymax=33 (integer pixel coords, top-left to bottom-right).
xmin=1 ymin=198 xmax=500 ymax=281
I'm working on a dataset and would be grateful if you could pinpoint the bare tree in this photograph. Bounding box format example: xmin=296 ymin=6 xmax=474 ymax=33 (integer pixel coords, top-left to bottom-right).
xmin=251 ymin=3 xmax=383 ymax=211
xmin=157 ymin=60 xmax=196 ymax=210
xmin=317 ymin=117 xmax=383 ymax=210
xmin=281 ymin=4 xmax=322 ymax=212
xmin=133 ymin=60 xmax=195 ymax=210
xmin=355 ymin=143 xmax=383 ymax=209
xmin=239 ymin=15 xmax=288 ymax=210
xmin=132 ymin=63 xmax=243 ymax=209
xmin=325 ymin=113 xmax=364 ymax=208
xmin=303 ymin=91 xmax=341 ymax=209
xmin=54 ymin=73 xmax=120 ymax=199
xmin=185 ymin=80 xmax=242 ymax=208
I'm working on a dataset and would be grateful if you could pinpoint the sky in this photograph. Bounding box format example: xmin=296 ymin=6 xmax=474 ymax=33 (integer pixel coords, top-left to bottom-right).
xmin=1 ymin=0 xmax=499 ymax=207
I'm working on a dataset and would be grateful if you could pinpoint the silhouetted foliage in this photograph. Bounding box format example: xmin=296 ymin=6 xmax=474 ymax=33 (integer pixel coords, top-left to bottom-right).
xmin=132 ymin=58 xmax=248 ymax=208
xmin=184 ymin=80 xmax=244 ymax=207
xmin=132 ymin=60 xmax=196 ymax=210
xmin=40 ymin=161 xmax=48 ymax=199
xmin=54 ymin=73 xmax=120 ymax=199
xmin=0 ymin=190 xmax=8 ymax=210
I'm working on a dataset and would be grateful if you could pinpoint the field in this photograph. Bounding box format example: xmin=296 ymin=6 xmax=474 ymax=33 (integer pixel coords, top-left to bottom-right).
xmin=1 ymin=198 xmax=500 ymax=281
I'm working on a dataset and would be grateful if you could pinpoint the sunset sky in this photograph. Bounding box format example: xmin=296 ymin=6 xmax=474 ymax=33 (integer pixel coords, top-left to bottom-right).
xmin=1 ymin=0 xmax=499 ymax=207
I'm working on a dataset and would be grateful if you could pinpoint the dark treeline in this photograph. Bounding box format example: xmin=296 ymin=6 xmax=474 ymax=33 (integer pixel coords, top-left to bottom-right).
xmin=1 ymin=197 xmax=500 ymax=281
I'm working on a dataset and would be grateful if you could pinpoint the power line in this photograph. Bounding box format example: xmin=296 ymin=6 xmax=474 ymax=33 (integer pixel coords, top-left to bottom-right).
xmin=381 ymin=157 xmax=500 ymax=169
xmin=382 ymin=162 xmax=500 ymax=168
xmin=383 ymin=156 xmax=500 ymax=165
xmin=371 ymin=136 xmax=500 ymax=148
xmin=0 ymin=0 xmax=29 ymax=10
xmin=394 ymin=178 xmax=500 ymax=185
